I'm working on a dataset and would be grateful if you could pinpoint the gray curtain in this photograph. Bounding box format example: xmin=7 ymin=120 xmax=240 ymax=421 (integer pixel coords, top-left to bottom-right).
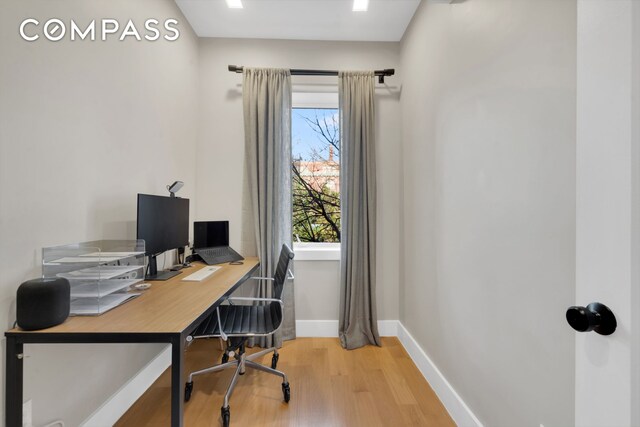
xmin=243 ymin=68 xmax=295 ymax=347
xmin=338 ymin=71 xmax=381 ymax=350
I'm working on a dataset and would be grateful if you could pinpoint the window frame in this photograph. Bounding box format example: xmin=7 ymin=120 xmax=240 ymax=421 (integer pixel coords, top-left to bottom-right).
xmin=291 ymin=91 xmax=341 ymax=261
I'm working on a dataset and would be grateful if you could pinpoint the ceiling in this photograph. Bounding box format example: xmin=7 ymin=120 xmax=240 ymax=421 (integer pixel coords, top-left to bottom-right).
xmin=175 ymin=0 xmax=421 ymax=42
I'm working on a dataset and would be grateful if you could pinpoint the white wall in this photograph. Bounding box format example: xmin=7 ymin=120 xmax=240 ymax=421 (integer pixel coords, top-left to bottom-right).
xmin=0 ymin=2 xmax=589 ymax=425
xmin=575 ymin=1 xmax=640 ymax=425
xmin=0 ymin=1 xmax=199 ymax=425
xmin=196 ymin=38 xmax=402 ymax=321
xmin=294 ymin=260 xmax=340 ymax=320
xmin=399 ymin=1 xmax=577 ymax=426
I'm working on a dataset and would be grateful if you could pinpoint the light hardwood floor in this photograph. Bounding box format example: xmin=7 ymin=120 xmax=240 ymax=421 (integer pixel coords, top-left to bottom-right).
xmin=116 ymin=337 xmax=455 ymax=426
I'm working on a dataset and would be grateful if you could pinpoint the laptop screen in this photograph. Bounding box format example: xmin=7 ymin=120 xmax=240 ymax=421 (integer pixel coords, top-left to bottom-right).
xmin=194 ymin=221 xmax=230 ymax=249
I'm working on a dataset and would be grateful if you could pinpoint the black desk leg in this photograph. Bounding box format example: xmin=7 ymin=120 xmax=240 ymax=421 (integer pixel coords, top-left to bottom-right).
xmin=6 ymin=336 xmax=23 ymax=427
xmin=171 ymin=336 xmax=185 ymax=427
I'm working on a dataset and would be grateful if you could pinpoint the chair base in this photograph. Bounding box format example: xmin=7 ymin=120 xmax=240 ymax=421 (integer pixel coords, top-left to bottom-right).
xmin=185 ymin=341 xmax=290 ymax=426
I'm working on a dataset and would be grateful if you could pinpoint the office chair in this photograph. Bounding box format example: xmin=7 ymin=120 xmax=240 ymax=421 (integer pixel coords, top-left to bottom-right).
xmin=184 ymin=243 xmax=295 ymax=427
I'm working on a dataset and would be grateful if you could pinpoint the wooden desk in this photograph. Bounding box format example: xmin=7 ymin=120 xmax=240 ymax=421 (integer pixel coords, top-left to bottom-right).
xmin=5 ymin=259 xmax=259 ymax=427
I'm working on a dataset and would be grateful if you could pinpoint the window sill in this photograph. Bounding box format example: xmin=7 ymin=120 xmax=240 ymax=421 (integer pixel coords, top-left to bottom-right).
xmin=293 ymin=242 xmax=340 ymax=261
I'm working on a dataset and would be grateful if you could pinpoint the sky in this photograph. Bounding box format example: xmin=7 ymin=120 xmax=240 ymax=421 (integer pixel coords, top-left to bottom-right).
xmin=292 ymin=108 xmax=339 ymax=161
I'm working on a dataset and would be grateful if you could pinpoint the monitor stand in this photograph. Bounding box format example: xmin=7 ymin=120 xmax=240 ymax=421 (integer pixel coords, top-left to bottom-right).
xmin=145 ymin=254 xmax=182 ymax=281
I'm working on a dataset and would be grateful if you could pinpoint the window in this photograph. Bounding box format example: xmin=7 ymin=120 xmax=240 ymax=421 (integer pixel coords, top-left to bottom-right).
xmin=291 ymin=92 xmax=341 ymax=261
xmin=292 ymin=107 xmax=340 ymax=243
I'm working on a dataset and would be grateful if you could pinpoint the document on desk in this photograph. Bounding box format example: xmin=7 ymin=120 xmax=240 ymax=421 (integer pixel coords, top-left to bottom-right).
xmin=51 ymin=252 xmax=145 ymax=264
xmin=51 ymin=256 xmax=124 ymax=263
xmin=81 ymin=251 xmax=145 ymax=258
xmin=58 ymin=265 xmax=142 ymax=280
xmin=71 ymin=293 xmax=141 ymax=315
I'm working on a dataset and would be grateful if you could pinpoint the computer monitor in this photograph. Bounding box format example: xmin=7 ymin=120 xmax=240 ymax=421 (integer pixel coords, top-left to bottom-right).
xmin=136 ymin=193 xmax=189 ymax=280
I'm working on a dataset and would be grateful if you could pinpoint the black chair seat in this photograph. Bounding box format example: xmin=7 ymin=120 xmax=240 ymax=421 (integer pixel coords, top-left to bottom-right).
xmin=193 ymin=302 xmax=283 ymax=336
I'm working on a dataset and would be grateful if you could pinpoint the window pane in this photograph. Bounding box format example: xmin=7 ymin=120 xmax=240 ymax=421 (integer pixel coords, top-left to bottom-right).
xmin=292 ymin=108 xmax=340 ymax=243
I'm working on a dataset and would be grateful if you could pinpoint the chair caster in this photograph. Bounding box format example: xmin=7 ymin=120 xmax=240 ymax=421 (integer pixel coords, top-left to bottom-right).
xmin=184 ymin=381 xmax=193 ymax=402
xmin=221 ymin=406 xmax=230 ymax=427
xmin=222 ymin=353 xmax=229 ymax=364
xmin=271 ymin=353 xmax=279 ymax=369
xmin=282 ymin=382 xmax=290 ymax=403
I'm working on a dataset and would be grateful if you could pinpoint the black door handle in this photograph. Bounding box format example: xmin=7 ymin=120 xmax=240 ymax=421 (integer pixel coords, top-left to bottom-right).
xmin=566 ymin=302 xmax=616 ymax=335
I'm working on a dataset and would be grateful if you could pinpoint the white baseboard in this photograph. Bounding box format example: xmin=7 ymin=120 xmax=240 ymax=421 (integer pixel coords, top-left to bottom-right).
xmin=295 ymin=319 xmax=399 ymax=337
xmin=397 ymin=323 xmax=483 ymax=427
xmin=82 ymin=321 xmax=481 ymax=427
xmin=80 ymin=345 xmax=172 ymax=427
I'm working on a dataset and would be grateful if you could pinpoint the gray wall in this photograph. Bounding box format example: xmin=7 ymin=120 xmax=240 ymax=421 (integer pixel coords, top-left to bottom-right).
xmin=398 ymin=1 xmax=577 ymax=426
xmin=0 ymin=1 xmax=199 ymax=425
xmin=195 ymin=38 xmax=402 ymax=321
xmin=0 ymin=1 xmax=582 ymax=425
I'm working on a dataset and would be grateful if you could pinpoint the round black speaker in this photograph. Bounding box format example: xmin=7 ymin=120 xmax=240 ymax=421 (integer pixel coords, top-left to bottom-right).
xmin=17 ymin=278 xmax=70 ymax=330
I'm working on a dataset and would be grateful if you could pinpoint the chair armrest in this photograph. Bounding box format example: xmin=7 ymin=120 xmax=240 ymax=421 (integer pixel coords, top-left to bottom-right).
xmin=247 ymin=269 xmax=295 ymax=281
xmin=215 ymin=306 xmax=227 ymax=341
xmin=227 ymin=296 xmax=283 ymax=306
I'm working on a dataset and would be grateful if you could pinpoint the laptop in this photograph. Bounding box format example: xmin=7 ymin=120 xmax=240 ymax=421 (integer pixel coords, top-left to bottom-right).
xmin=193 ymin=221 xmax=244 ymax=265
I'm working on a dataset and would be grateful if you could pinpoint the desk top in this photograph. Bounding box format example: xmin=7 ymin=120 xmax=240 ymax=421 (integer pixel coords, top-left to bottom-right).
xmin=7 ymin=258 xmax=259 ymax=336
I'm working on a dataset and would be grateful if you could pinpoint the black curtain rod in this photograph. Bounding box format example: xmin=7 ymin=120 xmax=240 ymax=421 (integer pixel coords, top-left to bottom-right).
xmin=228 ymin=65 xmax=395 ymax=83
